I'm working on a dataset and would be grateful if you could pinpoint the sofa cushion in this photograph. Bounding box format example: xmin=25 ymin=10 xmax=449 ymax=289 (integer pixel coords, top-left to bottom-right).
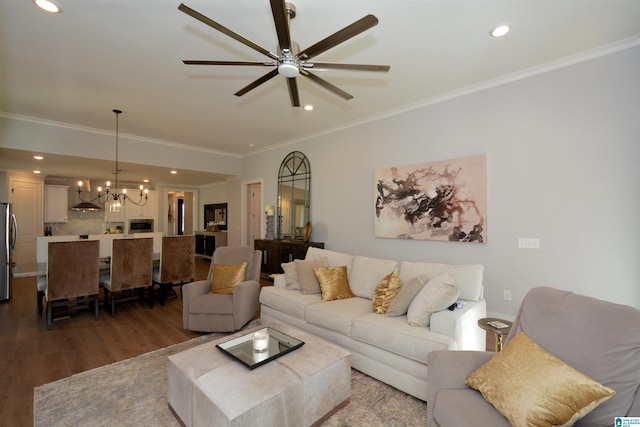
xmin=407 ymin=273 xmax=459 ymax=327
xmin=295 ymin=257 xmax=328 ymax=295
xmin=348 ymin=255 xmax=398 ymax=299
xmin=305 ymin=298 xmax=372 ymax=336
xmin=399 ymin=261 xmax=483 ymax=301
xmin=281 ymin=261 xmax=300 ymax=290
xmin=465 ymin=332 xmax=615 ymax=427
xmin=305 ymin=247 xmax=355 ymax=276
xmin=372 ymin=270 xmax=403 ymax=314
xmin=210 ymin=262 xmax=247 ymax=294
xmin=352 ymin=313 xmax=455 ymax=363
xmin=385 ymin=274 xmax=427 ymax=317
xmin=433 ymin=389 xmax=510 ymax=427
xmin=259 ymin=287 xmax=322 ymax=321
xmin=314 ymin=265 xmax=356 ymax=302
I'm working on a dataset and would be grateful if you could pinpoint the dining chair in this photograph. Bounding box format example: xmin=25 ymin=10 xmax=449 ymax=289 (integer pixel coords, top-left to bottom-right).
xmin=102 ymin=237 xmax=154 ymax=316
xmin=46 ymin=240 xmax=100 ymax=329
xmin=153 ymin=235 xmax=195 ymax=306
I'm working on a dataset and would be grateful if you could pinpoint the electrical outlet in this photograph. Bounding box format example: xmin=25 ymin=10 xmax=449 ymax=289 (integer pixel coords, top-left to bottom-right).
xmin=518 ymin=237 xmax=540 ymax=249
xmin=504 ymin=290 xmax=512 ymax=301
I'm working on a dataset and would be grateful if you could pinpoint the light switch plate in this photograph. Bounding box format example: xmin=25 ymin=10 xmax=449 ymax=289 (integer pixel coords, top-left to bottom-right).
xmin=518 ymin=237 xmax=540 ymax=249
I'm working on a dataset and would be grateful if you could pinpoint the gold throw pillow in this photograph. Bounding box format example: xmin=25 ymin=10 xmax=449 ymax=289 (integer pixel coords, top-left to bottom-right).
xmin=313 ymin=265 xmax=355 ymax=302
xmin=210 ymin=262 xmax=247 ymax=294
xmin=465 ymin=332 xmax=615 ymax=427
xmin=372 ymin=270 xmax=403 ymax=314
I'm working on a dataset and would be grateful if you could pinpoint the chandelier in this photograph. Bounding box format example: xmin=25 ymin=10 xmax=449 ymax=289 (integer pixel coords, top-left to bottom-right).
xmin=77 ymin=109 xmax=148 ymax=208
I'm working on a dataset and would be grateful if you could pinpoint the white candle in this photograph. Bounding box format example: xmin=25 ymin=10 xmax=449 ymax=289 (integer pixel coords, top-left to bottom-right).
xmin=252 ymin=330 xmax=269 ymax=352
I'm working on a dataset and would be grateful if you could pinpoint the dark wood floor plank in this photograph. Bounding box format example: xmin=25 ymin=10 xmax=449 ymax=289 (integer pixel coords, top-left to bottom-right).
xmin=0 ymin=257 xmax=212 ymax=426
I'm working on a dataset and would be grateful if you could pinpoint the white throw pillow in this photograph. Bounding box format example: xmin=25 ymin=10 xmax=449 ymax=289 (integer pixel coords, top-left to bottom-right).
xmin=349 ymin=255 xmax=398 ymax=299
xmin=407 ymin=273 xmax=460 ymax=327
xmin=399 ymin=261 xmax=483 ymax=301
xmin=385 ymin=274 xmax=428 ymax=317
xmin=281 ymin=261 xmax=300 ymax=290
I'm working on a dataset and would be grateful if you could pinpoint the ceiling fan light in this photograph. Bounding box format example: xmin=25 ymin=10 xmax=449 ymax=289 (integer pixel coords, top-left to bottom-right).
xmin=278 ymin=62 xmax=299 ymax=78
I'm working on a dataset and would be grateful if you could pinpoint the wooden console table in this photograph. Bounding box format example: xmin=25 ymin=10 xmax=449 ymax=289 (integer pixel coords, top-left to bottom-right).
xmin=254 ymin=239 xmax=324 ymax=278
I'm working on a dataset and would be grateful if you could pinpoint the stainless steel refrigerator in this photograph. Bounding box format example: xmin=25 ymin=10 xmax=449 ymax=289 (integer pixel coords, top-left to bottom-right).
xmin=1 ymin=202 xmax=18 ymax=302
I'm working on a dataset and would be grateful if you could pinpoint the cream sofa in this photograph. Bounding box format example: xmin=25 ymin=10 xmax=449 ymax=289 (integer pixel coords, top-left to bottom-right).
xmin=259 ymin=247 xmax=487 ymax=401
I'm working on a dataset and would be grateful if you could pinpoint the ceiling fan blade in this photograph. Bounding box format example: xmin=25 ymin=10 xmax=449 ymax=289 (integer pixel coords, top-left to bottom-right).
xmin=270 ymin=0 xmax=291 ymax=51
xmin=300 ymin=70 xmax=353 ymax=101
xmin=178 ymin=3 xmax=278 ymax=61
xmin=183 ymin=60 xmax=275 ymax=66
xmin=298 ymin=14 xmax=379 ymax=61
xmin=234 ymin=68 xmax=280 ymax=97
xmin=286 ymin=77 xmax=300 ymax=107
xmin=304 ymin=62 xmax=390 ymax=72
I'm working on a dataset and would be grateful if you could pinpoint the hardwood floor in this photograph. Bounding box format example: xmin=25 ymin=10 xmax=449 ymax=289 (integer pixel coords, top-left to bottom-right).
xmin=0 ymin=257 xmax=212 ymax=427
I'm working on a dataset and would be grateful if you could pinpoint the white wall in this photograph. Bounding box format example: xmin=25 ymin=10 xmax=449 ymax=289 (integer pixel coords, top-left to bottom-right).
xmin=240 ymin=45 xmax=640 ymax=316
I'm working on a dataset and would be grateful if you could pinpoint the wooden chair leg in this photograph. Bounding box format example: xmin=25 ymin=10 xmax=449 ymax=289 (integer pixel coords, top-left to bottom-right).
xmin=147 ymin=285 xmax=154 ymax=309
xmin=94 ymin=295 xmax=99 ymax=320
xmin=111 ymin=292 xmax=116 ymax=317
xmin=47 ymin=303 xmax=52 ymax=330
xmin=37 ymin=290 xmax=44 ymax=315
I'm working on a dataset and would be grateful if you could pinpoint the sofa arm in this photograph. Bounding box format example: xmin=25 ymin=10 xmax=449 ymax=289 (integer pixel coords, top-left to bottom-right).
xmin=232 ymin=280 xmax=260 ymax=328
xmin=182 ymin=279 xmax=211 ymax=329
xmin=426 ymin=350 xmax=494 ymax=427
xmin=430 ymin=299 xmax=486 ymax=350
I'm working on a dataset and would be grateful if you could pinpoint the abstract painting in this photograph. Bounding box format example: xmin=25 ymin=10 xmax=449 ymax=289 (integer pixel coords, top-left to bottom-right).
xmin=374 ymin=154 xmax=486 ymax=243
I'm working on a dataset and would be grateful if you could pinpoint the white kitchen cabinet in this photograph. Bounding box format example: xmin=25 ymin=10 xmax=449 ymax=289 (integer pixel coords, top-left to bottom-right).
xmin=44 ymin=185 xmax=69 ymax=223
xmin=126 ymin=189 xmax=156 ymax=218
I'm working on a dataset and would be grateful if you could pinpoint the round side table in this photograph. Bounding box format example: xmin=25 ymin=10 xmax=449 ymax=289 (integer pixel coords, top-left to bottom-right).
xmin=477 ymin=318 xmax=513 ymax=352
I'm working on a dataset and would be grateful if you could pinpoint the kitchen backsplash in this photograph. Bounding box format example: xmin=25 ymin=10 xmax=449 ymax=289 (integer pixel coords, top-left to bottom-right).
xmin=46 ymin=210 xmax=124 ymax=236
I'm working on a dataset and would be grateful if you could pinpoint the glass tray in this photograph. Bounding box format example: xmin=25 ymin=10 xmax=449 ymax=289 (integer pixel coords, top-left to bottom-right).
xmin=216 ymin=327 xmax=304 ymax=370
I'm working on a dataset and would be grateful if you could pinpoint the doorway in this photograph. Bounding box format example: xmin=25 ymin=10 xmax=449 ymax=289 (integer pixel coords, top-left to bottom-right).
xmin=177 ymin=198 xmax=184 ymax=235
xmin=245 ymin=181 xmax=262 ymax=246
xmin=167 ymin=190 xmax=195 ymax=236
xmin=8 ymin=175 xmax=43 ymax=265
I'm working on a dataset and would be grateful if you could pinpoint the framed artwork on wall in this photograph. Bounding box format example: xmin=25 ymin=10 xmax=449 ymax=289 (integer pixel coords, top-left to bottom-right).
xmin=374 ymin=154 xmax=486 ymax=243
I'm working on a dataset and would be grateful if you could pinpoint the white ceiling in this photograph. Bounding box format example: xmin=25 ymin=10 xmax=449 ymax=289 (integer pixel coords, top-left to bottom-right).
xmin=1 ymin=0 xmax=639 ymax=186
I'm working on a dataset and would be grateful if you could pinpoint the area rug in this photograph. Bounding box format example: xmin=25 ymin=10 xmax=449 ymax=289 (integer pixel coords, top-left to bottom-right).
xmin=34 ymin=323 xmax=428 ymax=426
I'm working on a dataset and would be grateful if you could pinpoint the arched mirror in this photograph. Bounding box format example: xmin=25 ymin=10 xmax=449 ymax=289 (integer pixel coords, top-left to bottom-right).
xmin=277 ymin=151 xmax=310 ymax=240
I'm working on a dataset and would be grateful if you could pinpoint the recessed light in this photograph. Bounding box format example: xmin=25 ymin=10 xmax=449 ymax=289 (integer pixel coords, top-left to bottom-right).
xmin=170 ymin=170 xmax=178 ymax=175
xmin=490 ymin=24 xmax=511 ymax=38
xmin=33 ymin=170 xmax=41 ymax=174
xmin=304 ymin=104 xmax=314 ymax=111
xmin=34 ymin=155 xmax=44 ymax=160
xmin=143 ymin=179 xmax=149 ymax=183
xmin=34 ymin=0 xmax=62 ymax=13
xmin=249 ymin=144 xmax=255 ymax=148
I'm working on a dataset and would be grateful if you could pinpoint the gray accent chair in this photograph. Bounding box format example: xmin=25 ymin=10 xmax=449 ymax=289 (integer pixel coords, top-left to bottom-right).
xmin=427 ymin=286 xmax=640 ymax=426
xmin=182 ymin=246 xmax=262 ymax=332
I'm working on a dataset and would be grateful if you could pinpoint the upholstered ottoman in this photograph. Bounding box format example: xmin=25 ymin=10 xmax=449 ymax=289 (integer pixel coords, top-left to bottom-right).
xmin=167 ymin=321 xmax=351 ymax=426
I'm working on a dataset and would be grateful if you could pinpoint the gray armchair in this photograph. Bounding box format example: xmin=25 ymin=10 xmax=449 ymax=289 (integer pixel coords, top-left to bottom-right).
xmin=182 ymin=246 xmax=262 ymax=332
xmin=427 ymin=286 xmax=640 ymax=427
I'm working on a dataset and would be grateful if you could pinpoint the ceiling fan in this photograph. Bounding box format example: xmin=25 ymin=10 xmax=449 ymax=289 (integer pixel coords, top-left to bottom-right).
xmin=178 ymin=0 xmax=390 ymax=107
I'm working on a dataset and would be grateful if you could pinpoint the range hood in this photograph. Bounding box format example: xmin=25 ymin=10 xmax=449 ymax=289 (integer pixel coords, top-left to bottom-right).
xmin=71 ymin=202 xmax=103 ymax=212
